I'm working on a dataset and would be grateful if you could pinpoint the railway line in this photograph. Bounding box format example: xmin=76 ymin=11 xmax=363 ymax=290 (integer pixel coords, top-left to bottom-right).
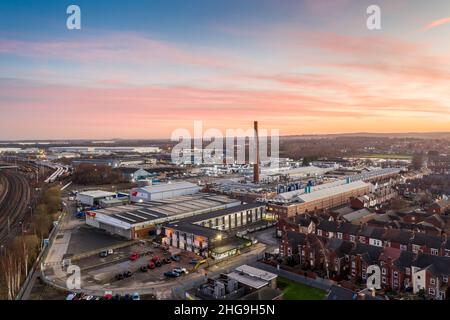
xmin=0 ymin=169 xmax=32 ymax=245
xmin=0 ymin=158 xmax=72 ymax=246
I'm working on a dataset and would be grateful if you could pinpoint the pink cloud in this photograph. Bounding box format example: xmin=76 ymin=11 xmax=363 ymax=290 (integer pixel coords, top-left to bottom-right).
xmin=421 ymin=17 xmax=450 ymax=32
xmin=0 ymin=33 xmax=242 ymax=70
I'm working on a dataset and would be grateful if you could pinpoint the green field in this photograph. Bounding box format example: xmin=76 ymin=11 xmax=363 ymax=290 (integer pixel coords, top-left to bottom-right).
xmin=277 ymin=277 xmax=327 ymax=300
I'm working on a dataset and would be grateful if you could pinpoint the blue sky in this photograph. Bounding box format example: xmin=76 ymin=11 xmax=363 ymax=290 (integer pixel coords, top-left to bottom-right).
xmin=1 ymin=0 xmax=450 ymax=139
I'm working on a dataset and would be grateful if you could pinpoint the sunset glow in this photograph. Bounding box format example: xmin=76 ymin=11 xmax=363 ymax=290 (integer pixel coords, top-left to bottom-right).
xmin=1 ymin=0 xmax=450 ymax=139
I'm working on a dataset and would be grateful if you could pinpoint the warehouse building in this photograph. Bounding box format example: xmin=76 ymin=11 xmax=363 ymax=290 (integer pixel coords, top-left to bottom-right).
xmin=85 ymin=193 xmax=240 ymax=239
xmin=130 ymin=181 xmax=200 ymax=202
xmin=267 ymin=180 xmax=371 ymax=218
xmin=76 ymin=190 xmax=117 ymax=206
xmin=161 ymin=203 xmax=266 ymax=258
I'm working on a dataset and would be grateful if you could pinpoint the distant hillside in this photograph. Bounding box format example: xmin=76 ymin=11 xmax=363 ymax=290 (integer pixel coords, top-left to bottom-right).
xmin=281 ymin=132 xmax=450 ymax=140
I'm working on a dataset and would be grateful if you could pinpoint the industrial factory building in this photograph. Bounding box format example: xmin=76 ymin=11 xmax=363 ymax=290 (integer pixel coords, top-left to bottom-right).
xmin=76 ymin=190 xmax=117 ymax=206
xmin=266 ymin=168 xmax=401 ymax=218
xmin=84 ymin=193 xmax=240 ymax=239
xmin=130 ymin=181 xmax=200 ymax=202
xmin=161 ymin=203 xmax=267 ymax=259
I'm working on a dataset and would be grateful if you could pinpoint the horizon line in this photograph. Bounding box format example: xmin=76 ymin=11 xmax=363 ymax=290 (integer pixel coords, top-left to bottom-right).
xmin=1 ymin=131 xmax=450 ymax=142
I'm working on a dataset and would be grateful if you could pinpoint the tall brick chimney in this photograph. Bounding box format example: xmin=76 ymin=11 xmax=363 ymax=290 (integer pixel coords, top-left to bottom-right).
xmin=253 ymin=121 xmax=260 ymax=183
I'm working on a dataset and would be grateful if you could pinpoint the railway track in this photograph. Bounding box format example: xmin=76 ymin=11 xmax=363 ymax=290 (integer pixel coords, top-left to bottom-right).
xmin=0 ymin=169 xmax=32 ymax=245
xmin=0 ymin=173 xmax=10 ymax=205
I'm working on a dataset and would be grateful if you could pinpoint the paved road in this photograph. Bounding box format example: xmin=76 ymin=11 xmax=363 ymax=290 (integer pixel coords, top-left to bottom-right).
xmin=252 ymin=227 xmax=280 ymax=252
xmin=42 ymin=238 xmax=267 ymax=299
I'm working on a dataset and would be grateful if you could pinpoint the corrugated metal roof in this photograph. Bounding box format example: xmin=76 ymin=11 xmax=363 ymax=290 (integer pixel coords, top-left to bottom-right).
xmin=137 ymin=181 xmax=199 ymax=193
xmin=77 ymin=190 xmax=116 ymax=198
xmin=297 ymin=180 xmax=369 ymax=202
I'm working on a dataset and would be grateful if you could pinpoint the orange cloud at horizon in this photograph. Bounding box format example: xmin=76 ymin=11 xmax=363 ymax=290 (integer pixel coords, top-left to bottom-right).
xmin=1 ymin=24 xmax=450 ymax=139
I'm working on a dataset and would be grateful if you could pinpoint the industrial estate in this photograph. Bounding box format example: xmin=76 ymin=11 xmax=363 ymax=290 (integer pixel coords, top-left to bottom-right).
xmin=1 ymin=123 xmax=449 ymax=301
xmin=1 ymin=1 xmax=450 ymax=306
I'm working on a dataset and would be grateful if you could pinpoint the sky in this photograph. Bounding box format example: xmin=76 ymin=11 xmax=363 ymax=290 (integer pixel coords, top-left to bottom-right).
xmin=0 ymin=0 xmax=450 ymax=139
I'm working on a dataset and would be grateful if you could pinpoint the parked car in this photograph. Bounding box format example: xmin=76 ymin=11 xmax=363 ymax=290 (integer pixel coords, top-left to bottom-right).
xmin=73 ymin=293 xmax=84 ymax=300
xmin=115 ymin=273 xmax=124 ymax=281
xmin=189 ymin=259 xmax=199 ymax=265
xmin=123 ymin=271 xmax=133 ymax=278
xmin=130 ymin=253 xmax=139 ymax=261
xmin=173 ymin=267 xmax=188 ymax=275
xmin=103 ymin=291 xmax=113 ymax=300
xmin=99 ymin=251 xmax=108 ymax=258
xmin=140 ymin=265 xmax=148 ymax=272
xmin=132 ymin=292 xmax=140 ymax=301
xmin=123 ymin=294 xmax=132 ymax=300
xmin=164 ymin=271 xmax=180 ymax=278
xmin=66 ymin=293 xmax=76 ymax=300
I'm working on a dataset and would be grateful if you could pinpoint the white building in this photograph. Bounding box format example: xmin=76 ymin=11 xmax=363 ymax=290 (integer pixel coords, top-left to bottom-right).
xmin=76 ymin=190 xmax=117 ymax=206
xmin=130 ymin=181 xmax=200 ymax=202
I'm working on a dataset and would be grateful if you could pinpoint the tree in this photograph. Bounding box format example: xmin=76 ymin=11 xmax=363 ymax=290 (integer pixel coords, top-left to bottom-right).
xmin=302 ymin=155 xmax=319 ymax=166
xmin=72 ymin=164 xmax=125 ymax=185
xmin=42 ymin=187 xmax=61 ymax=213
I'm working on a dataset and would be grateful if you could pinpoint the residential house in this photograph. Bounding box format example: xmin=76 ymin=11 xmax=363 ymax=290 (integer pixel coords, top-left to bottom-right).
xmin=349 ymin=243 xmax=383 ymax=283
xmin=411 ymin=254 xmax=450 ymax=299
xmin=411 ymin=233 xmax=444 ymax=256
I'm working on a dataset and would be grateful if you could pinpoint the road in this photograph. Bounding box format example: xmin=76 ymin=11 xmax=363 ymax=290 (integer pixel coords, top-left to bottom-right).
xmin=34 ymin=197 xmax=273 ymax=299
xmin=0 ymin=168 xmax=32 ymax=245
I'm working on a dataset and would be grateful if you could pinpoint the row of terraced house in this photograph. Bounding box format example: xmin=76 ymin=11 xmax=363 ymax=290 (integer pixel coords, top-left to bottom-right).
xmin=278 ymin=215 xmax=450 ymax=299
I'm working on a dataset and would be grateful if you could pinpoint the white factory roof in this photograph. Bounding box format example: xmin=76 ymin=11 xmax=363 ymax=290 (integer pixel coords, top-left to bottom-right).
xmin=275 ymin=168 xmax=400 ymax=202
xmin=275 ymin=179 xmax=347 ymax=201
xmin=235 ymin=265 xmax=277 ymax=281
xmin=296 ymin=180 xmax=369 ymax=203
xmin=346 ymin=167 xmax=401 ymax=182
xmin=262 ymin=165 xmax=332 ymax=178
xmin=227 ymin=272 xmax=268 ymax=289
xmin=77 ymin=190 xmax=116 ymax=198
xmin=139 ymin=181 xmax=199 ymax=193
xmin=87 ymin=193 xmax=240 ymax=227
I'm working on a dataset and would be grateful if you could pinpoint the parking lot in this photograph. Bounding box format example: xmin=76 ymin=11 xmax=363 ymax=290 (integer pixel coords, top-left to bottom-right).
xmin=73 ymin=241 xmax=201 ymax=289
xmin=66 ymin=225 xmax=127 ymax=256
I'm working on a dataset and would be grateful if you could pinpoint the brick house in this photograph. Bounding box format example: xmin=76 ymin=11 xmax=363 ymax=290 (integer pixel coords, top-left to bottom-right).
xmin=325 ymin=238 xmax=354 ymax=277
xmin=410 ymin=233 xmax=444 ymax=256
xmin=316 ymin=220 xmax=338 ymax=239
xmin=280 ymin=231 xmax=307 ymax=258
xmin=411 ymin=254 xmax=450 ymax=300
xmin=381 ymin=229 xmax=413 ymax=251
xmin=348 ymin=243 xmax=383 ymax=283
xmin=392 ymin=250 xmax=416 ymax=291
xmin=378 ymin=247 xmax=402 ymax=290
xmin=427 ymin=199 xmax=450 ymax=215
